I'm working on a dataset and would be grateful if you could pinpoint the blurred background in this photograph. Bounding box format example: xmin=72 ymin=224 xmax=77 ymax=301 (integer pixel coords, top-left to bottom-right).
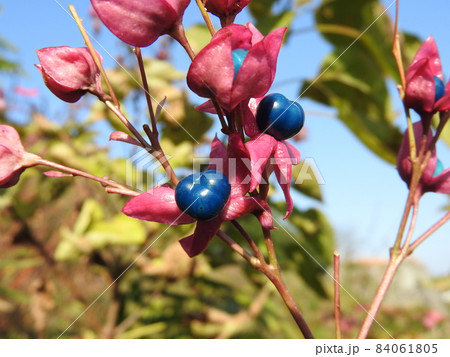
xmin=0 ymin=0 xmax=449 ymax=338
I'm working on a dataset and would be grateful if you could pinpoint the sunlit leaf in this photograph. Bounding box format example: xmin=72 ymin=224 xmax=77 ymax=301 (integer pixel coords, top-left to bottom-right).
xmin=185 ymin=24 xmax=212 ymax=54
xmin=249 ymin=0 xmax=296 ymax=36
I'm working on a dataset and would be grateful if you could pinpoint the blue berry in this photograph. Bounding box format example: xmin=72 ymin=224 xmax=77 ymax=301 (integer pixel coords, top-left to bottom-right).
xmin=433 ymin=159 xmax=444 ymax=177
xmin=256 ymin=93 xmax=305 ymax=141
xmin=232 ymin=49 xmax=249 ymax=79
xmin=175 ymin=170 xmax=231 ymax=221
xmin=434 ymin=76 xmax=445 ymax=102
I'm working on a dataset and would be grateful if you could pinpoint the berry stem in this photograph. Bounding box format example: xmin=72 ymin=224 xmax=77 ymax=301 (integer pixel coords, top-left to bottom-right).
xmin=231 ymin=220 xmax=266 ymax=263
xmin=262 ymin=227 xmax=279 ymax=272
xmin=133 ymin=47 xmax=179 ymax=185
xmin=216 ymin=230 xmax=260 ymax=267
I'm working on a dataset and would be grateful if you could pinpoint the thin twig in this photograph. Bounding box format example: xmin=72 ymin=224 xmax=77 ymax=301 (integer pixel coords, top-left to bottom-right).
xmin=170 ymin=23 xmax=196 ymax=60
xmin=357 ymin=197 xmax=421 ymax=338
xmin=409 ymin=211 xmax=450 ymax=253
xmin=216 ymin=230 xmax=260 ymax=267
xmin=195 ymin=0 xmax=216 ymax=36
xmin=334 ymin=251 xmax=342 ymax=339
xmin=356 ymin=256 xmax=403 ymax=338
xmin=231 ymin=220 xmax=266 ymax=263
xmin=260 ymin=264 xmax=314 ymax=339
xmin=222 ymin=221 xmax=313 ymax=338
xmin=104 ymin=100 xmax=151 ymax=149
xmin=262 ymin=227 xmax=279 ymax=271
xmin=401 ymin=203 xmax=419 ymax=249
xmin=36 ymin=157 xmax=139 ymax=196
xmin=134 ymin=47 xmax=158 ymax=134
xmin=392 ymin=0 xmax=406 ymax=90
xmin=69 ymin=5 xmax=119 ymax=107
xmin=142 ymin=125 xmax=179 ymax=185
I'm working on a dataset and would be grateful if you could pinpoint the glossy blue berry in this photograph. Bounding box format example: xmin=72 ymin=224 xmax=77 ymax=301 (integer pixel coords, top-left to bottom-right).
xmin=434 ymin=76 xmax=445 ymax=102
xmin=433 ymin=159 xmax=444 ymax=177
xmin=175 ymin=170 xmax=231 ymax=221
xmin=232 ymin=48 xmax=249 ymax=79
xmin=256 ymin=93 xmax=305 ymax=141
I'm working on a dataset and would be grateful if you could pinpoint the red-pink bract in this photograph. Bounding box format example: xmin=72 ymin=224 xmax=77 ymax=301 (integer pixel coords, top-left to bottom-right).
xmin=397 ymin=122 xmax=450 ymax=196
xmin=90 ymin=0 xmax=190 ymax=47
xmin=187 ymin=23 xmax=286 ymax=112
xmin=36 ymin=47 xmax=102 ymax=103
xmin=242 ymin=98 xmax=301 ymax=219
xmin=0 ymin=125 xmax=39 ymax=188
xmin=404 ymin=36 xmax=450 ymax=116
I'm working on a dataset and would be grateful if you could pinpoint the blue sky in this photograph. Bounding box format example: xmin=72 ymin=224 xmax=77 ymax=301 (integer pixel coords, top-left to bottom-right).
xmin=0 ymin=0 xmax=449 ymax=275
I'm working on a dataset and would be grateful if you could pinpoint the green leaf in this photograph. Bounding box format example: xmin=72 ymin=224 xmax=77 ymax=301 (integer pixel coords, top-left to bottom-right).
xmin=73 ymin=198 xmax=104 ymax=235
xmin=285 ymin=207 xmax=335 ymax=297
xmin=54 ymin=227 xmax=84 ymax=261
xmin=87 ymin=100 xmax=130 ymax=132
xmin=301 ymin=0 xmax=422 ymax=164
xmin=291 ymin=160 xmax=323 ymax=201
xmin=116 ymin=322 xmax=167 ymax=339
xmin=185 ymin=24 xmax=212 ymax=54
xmin=249 ymin=0 xmax=295 ymax=36
xmin=435 ymin=115 xmax=450 ymax=149
xmin=86 ymin=214 xmax=146 ymax=247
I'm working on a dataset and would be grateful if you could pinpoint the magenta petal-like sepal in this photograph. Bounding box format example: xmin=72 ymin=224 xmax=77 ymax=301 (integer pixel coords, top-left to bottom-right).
xmin=36 ymin=47 xmax=102 ymax=103
xmin=121 ymin=133 xmax=275 ymax=258
xmin=245 ymin=134 xmax=277 ymax=191
xmin=396 ymin=122 xmax=450 ymax=195
xmin=0 ymin=125 xmax=40 ymax=188
xmin=404 ymin=36 xmax=450 ymax=115
xmin=121 ymin=186 xmax=195 ymax=225
xmin=179 ymin=218 xmax=222 ymax=257
xmin=273 ymin=141 xmax=300 ymax=219
xmin=435 ymin=81 xmax=450 ymax=111
xmin=90 ymin=0 xmax=190 ymax=47
xmin=405 ymin=58 xmax=436 ymax=114
xmin=187 ymin=24 xmax=286 ymax=111
xmin=428 ymin=169 xmax=450 ymax=194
